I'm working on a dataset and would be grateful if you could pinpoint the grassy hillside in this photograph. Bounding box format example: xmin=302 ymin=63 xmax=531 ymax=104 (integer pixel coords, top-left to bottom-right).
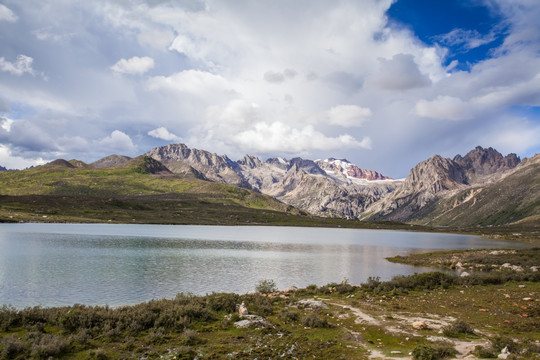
xmin=414 ymin=160 xmax=540 ymax=228
xmin=0 ymin=156 xmax=303 ymax=224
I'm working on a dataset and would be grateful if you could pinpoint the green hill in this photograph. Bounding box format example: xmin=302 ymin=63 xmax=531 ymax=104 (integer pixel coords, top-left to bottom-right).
xmin=0 ymin=156 xmax=304 ymax=224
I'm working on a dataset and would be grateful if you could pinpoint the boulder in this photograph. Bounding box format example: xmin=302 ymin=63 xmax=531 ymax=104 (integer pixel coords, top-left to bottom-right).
xmin=412 ymin=321 xmax=426 ymax=330
xmin=233 ymin=315 xmax=270 ymax=329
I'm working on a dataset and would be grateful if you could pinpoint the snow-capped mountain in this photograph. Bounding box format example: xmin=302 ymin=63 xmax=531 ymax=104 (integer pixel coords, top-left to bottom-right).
xmin=147 ymin=144 xmax=401 ymax=219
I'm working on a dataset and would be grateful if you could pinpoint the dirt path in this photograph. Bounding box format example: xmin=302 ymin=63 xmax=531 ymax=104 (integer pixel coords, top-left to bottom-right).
xmin=327 ymin=301 xmax=489 ymax=359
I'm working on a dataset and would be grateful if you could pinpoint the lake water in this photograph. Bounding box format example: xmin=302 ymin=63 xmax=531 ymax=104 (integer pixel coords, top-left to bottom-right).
xmin=0 ymin=223 xmax=523 ymax=308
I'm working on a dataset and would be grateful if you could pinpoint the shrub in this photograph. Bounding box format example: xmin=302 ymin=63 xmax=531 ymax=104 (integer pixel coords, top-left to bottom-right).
xmin=473 ymin=345 xmax=497 ymax=358
xmin=412 ymin=342 xmax=457 ymax=360
xmin=278 ymin=308 xmax=300 ymax=323
xmin=301 ymin=312 xmax=331 ymax=328
xmin=255 ymin=279 xmax=277 ymax=294
xmin=0 ymin=305 xmax=21 ymax=331
xmin=442 ymin=320 xmax=475 ymax=337
xmin=490 ymin=336 xmax=520 ymax=354
xmin=244 ymin=294 xmax=274 ymax=316
xmin=0 ymin=335 xmax=26 ymax=359
xmin=206 ymin=293 xmax=239 ymax=313
xmin=331 ymin=278 xmax=356 ymax=294
xmin=182 ymin=328 xmax=202 ymax=345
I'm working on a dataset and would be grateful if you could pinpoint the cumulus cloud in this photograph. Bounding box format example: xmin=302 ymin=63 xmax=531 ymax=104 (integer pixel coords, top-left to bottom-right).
xmin=0 ymin=55 xmax=35 ymax=76
xmin=1 ymin=0 xmax=539 ymax=174
xmin=147 ymin=70 xmax=230 ymax=96
xmin=98 ymin=130 xmax=136 ymax=152
xmin=369 ymin=54 xmax=431 ymax=90
xmin=233 ymin=122 xmax=371 ymax=153
xmin=327 ymin=105 xmax=372 ymax=127
xmin=111 ymin=56 xmax=155 ymax=75
xmin=415 ymin=96 xmax=473 ymax=121
xmin=148 ymin=127 xmax=182 ymax=142
xmin=0 ymin=4 xmax=17 ymax=22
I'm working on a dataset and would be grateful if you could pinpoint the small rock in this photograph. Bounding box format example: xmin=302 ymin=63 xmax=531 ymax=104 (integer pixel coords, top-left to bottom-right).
xmin=530 ymin=266 xmax=538 ymax=272
xmin=238 ymin=302 xmax=248 ymax=315
xmin=390 ymin=351 xmax=402 ymax=354
xmin=460 ymin=271 xmax=471 ymax=277
xmin=412 ymin=321 xmax=426 ymax=330
xmin=498 ymin=346 xmax=510 ymax=359
xmin=284 ymin=286 xmax=298 ymax=293
xmin=234 ymin=315 xmax=270 ymax=329
xmin=522 ymin=297 xmax=532 ymax=301
xmin=518 ymin=285 xmax=526 ymax=288
xmin=296 ymin=299 xmax=328 ymax=310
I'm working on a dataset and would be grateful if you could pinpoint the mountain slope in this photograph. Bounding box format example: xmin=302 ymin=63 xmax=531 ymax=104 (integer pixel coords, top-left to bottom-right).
xmin=148 ymin=143 xmax=401 ymax=219
xmin=418 ymin=154 xmax=540 ymax=227
xmin=365 ymin=147 xmax=530 ymax=226
xmin=0 ymin=156 xmax=304 ymax=224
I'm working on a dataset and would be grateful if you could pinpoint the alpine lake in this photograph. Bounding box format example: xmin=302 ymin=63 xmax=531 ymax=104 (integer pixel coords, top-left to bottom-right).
xmin=0 ymin=223 xmax=525 ymax=308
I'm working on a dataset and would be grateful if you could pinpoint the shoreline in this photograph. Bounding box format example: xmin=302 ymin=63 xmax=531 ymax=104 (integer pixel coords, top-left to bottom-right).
xmin=1 ymin=249 xmax=538 ymax=359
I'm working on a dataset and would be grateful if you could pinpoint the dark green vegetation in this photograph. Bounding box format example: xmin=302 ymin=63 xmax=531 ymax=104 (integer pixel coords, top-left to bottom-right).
xmin=1 ymin=263 xmax=539 ymax=359
xmin=0 ymin=156 xmax=432 ymax=231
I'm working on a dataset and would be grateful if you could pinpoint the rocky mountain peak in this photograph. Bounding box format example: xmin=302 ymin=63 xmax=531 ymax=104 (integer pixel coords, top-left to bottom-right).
xmin=453 ymin=146 xmax=520 ymax=178
xmin=406 ymin=155 xmax=467 ymax=193
xmin=0 ymin=165 xmax=7 ymax=171
xmin=91 ymin=154 xmax=131 ymax=168
xmin=238 ymin=155 xmax=263 ymax=169
xmin=289 ymin=158 xmax=326 ymax=175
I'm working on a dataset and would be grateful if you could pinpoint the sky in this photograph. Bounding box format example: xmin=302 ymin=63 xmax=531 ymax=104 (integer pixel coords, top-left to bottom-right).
xmin=0 ymin=0 xmax=539 ymax=178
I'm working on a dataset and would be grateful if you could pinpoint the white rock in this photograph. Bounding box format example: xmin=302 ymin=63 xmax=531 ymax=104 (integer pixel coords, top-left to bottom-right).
xmin=412 ymin=321 xmax=426 ymax=329
xmin=238 ymin=302 xmax=248 ymax=315
xmin=498 ymin=346 xmax=510 ymax=359
xmin=460 ymin=271 xmax=471 ymax=277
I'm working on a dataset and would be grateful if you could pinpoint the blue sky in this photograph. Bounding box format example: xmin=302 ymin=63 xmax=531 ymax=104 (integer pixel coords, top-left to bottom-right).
xmin=0 ymin=0 xmax=539 ymax=177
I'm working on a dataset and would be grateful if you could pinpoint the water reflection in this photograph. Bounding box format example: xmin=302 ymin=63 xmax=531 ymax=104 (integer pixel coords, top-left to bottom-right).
xmin=0 ymin=223 xmax=526 ymax=308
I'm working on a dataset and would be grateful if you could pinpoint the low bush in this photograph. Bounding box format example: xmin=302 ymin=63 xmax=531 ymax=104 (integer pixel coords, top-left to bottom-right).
xmin=301 ymin=312 xmax=331 ymax=328
xmin=442 ymin=320 xmax=475 ymax=337
xmin=255 ymin=279 xmax=277 ymax=294
xmin=412 ymin=342 xmax=457 ymax=360
xmin=278 ymin=308 xmax=300 ymax=323
xmin=0 ymin=335 xmax=26 ymax=359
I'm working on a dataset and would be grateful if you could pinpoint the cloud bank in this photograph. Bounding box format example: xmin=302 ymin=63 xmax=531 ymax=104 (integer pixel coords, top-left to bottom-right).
xmin=0 ymin=0 xmax=538 ymax=177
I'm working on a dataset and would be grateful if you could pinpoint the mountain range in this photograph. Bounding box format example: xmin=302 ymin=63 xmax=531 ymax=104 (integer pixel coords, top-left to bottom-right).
xmin=1 ymin=144 xmax=538 ymax=228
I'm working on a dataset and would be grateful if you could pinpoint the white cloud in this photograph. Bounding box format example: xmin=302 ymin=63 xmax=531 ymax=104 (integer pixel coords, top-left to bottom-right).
xmin=0 ymin=55 xmax=35 ymax=76
xmin=111 ymin=56 xmax=155 ymax=75
xmin=0 ymin=4 xmax=17 ymax=22
xmin=1 ymin=117 xmax=14 ymax=132
xmin=98 ymin=130 xmax=136 ymax=152
xmin=148 ymin=127 xmax=182 ymax=142
xmin=327 ymin=105 xmax=372 ymax=127
xmin=415 ymin=96 xmax=473 ymax=121
xmin=233 ymin=122 xmax=371 ymax=153
xmin=147 ymin=69 xmax=230 ymax=96
xmin=0 ymin=145 xmax=47 ymax=169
